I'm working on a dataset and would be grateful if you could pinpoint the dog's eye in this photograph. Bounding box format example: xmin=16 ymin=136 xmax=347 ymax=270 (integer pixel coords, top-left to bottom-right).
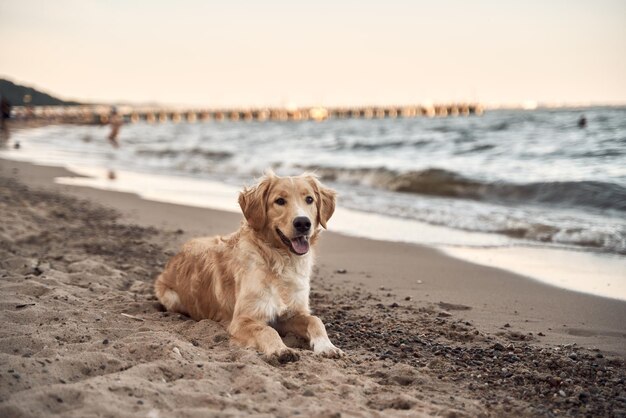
xmin=305 ymin=196 xmax=314 ymax=205
xmin=275 ymin=198 xmax=286 ymax=206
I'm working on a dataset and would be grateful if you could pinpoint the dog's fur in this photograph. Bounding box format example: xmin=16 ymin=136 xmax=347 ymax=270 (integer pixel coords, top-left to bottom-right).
xmin=154 ymin=171 xmax=342 ymax=363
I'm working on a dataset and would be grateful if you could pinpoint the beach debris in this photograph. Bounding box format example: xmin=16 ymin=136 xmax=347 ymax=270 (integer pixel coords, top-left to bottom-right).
xmin=437 ymin=311 xmax=452 ymax=318
xmin=416 ymin=280 xmax=423 ymax=284
xmin=404 ymin=296 xmax=412 ymax=301
xmin=15 ymin=303 xmax=36 ymax=309
xmin=102 ymin=339 xmax=109 ymax=345
xmin=172 ymin=347 xmax=182 ymax=358
xmin=335 ymin=269 xmax=347 ymax=274
xmin=121 ymin=312 xmax=144 ymax=322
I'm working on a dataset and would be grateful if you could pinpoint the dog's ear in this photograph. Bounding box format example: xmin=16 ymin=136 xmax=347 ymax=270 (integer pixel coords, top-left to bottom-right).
xmin=307 ymin=175 xmax=337 ymax=229
xmin=238 ymin=174 xmax=273 ymax=231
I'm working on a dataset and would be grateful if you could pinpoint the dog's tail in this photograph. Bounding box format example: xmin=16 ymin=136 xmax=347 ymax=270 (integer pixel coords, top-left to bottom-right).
xmin=154 ymin=272 xmax=185 ymax=314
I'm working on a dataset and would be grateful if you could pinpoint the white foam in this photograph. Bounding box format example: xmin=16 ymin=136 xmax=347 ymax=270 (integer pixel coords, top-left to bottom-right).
xmin=58 ymin=165 xmax=241 ymax=214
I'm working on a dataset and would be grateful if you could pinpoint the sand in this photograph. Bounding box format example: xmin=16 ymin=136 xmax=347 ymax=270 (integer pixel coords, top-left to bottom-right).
xmin=1 ymin=158 xmax=625 ymax=417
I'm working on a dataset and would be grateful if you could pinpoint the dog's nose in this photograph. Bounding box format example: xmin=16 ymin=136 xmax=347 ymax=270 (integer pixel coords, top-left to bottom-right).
xmin=293 ymin=216 xmax=311 ymax=234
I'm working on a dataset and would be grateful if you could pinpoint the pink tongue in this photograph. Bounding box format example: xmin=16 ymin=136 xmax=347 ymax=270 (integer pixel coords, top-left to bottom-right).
xmin=290 ymin=237 xmax=309 ymax=254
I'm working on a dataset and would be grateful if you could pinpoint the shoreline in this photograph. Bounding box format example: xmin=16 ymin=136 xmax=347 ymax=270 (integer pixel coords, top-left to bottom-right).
xmin=2 ymin=142 xmax=624 ymax=302
xmin=2 ymin=157 xmax=625 ymax=357
xmin=1 ymin=157 xmax=625 ymax=417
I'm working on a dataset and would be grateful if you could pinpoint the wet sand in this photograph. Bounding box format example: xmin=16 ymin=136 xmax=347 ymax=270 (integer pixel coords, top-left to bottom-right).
xmin=1 ymin=158 xmax=625 ymax=417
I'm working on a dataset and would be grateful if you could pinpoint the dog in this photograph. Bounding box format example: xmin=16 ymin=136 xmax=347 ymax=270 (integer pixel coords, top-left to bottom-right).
xmin=154 ymin=171 xmax=343 ymax=363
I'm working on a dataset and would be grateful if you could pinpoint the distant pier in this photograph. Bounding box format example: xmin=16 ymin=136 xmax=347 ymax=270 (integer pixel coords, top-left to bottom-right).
xmin=12 ymin=103 xmax=484 ymax=124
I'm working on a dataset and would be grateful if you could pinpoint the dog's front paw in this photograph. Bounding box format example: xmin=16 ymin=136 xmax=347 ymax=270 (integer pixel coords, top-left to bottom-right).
xmin=313 ymin=339 xmax=344 ymax=358
xmin=265 ymin=348 xmax=300 ymax=365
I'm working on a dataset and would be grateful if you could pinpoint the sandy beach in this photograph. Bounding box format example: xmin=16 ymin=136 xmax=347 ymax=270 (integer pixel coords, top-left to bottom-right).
xmin=1 ymin=158 xmax=625 ymax=417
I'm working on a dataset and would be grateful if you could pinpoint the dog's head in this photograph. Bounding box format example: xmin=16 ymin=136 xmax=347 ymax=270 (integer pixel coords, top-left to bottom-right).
xmin=238 ymin=171 xmax=336 ymax=256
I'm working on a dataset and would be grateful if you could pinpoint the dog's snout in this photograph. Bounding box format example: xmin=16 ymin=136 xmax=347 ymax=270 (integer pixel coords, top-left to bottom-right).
xmin=293 ymin=216 xmax=311 ymax=234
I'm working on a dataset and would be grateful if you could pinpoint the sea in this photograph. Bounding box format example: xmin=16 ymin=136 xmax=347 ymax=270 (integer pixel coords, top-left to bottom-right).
xmin=2 ymin=107 xmax=625 ymax=300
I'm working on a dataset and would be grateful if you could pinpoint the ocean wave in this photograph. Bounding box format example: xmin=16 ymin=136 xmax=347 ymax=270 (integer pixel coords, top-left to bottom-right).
xmin=308 ymin=166 xmax=626 ymax=212
xmin=349 ymin=140 xmax=408 ymax=151
xmin=496 ymin=224 xmax=625 ymax=254
xmin=348 ymin=139 xmax=431 ymax=151
xmin=573 ymin=148 xmax=623 ymax=158
xmin=490 ymin=121 xmax=510 ymax=131
xmin=454 ymin=143 xmax=495 ymax=154
xmin=135 ymin=147 xmax=232 ymax=160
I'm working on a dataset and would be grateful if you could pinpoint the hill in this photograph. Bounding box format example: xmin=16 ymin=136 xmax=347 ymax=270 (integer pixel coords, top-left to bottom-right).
xmin=0 ymin=78 xmax=81 ymax=106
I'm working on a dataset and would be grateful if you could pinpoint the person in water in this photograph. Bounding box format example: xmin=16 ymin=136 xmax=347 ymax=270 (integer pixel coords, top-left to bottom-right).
xmin=106 ymin=107 xmax=123 ymax=179
xmin=577 ymin=114 xmax=587 ymax=129
xmin=108 ymin=107 xmax=123 ymax=147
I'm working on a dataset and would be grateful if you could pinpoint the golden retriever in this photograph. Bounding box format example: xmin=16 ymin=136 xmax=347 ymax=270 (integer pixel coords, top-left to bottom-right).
xmin=154 ymin=171 xmax=343 ymax=363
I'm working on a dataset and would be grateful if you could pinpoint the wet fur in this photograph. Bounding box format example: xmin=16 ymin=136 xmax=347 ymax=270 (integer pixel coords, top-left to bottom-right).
xmin=154 ymin=171 xmax=342 ymax=363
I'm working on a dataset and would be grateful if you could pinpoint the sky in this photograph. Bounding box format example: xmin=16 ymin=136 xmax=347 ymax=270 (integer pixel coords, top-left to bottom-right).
xmin=1 ymin=0 xmax=625 ymax=107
